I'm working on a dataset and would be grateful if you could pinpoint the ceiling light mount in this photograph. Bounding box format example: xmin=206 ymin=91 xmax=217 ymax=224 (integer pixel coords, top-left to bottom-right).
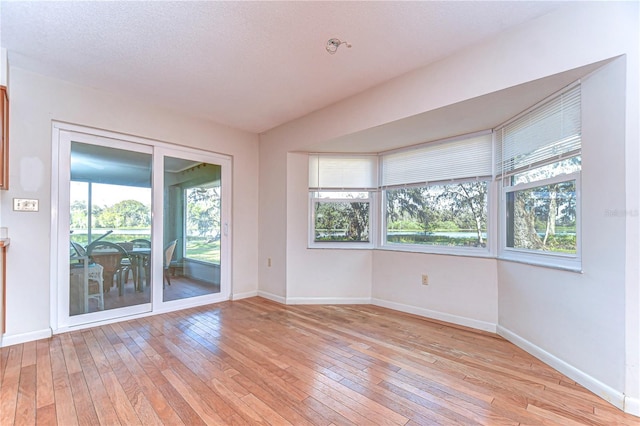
xmin=326 ymin=38 xmax=351 ymax=55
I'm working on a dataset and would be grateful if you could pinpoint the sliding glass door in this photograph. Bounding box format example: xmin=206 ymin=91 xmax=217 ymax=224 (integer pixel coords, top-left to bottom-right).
xmin=161 ymin=156 xmax=223 ymax=303
xmin=55 ymin=126 xmax=231 ymax=330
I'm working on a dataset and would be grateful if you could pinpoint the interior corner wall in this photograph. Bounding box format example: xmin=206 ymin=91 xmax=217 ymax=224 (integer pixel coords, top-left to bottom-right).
xmin=286 ymin=153 xmax=372 ymax=303
xmin=2 ymin=67 xmax=259 ymax=342
xmin=256 ymin=142 xmax=288 ymax=301
xmin=622 ymin=4 xmax=640 ymax=411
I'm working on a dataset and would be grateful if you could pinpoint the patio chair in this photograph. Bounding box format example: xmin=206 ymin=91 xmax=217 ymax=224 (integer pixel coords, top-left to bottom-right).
xmin=87 ymin=240 xmax=131 ymax=296
xmin=164 ymin=239 xmax=178 ymax=287
xmin=129 ymin=239 xmax=151 ymax=290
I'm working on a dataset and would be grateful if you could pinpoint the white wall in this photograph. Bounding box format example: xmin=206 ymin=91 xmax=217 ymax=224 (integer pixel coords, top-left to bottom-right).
xmin=1 ymin=48 xmax=7 ymax=86
xmin=258 ymin=2 xmax=639 ymax=414
xmin=3 ymin=67 xmax=259 ymax=341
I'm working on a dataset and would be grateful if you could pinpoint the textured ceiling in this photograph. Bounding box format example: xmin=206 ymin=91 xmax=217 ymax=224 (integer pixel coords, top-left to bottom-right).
xmin=1 ymin=1 xmax=570 ymax=133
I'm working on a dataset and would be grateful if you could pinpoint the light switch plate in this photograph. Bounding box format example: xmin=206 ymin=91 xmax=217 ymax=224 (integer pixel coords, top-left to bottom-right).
xmin=13 ymin=198 xmax=39 ymax=212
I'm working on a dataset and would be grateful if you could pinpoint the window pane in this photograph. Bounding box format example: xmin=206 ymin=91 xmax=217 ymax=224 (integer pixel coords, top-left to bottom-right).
xmin=386 ymin=182 xmax=488 ymax=248
xmin=69 ymin=142 xmax=152 ymax=316
xmin=506 ymin=180 xmax=576 ymax=254
xmin=314 ymin=201 xmax=370 ymax=242
xmin=511 ymin=156 xmax=581 ymax=185
xmin=185 ymin=186 xmax=221 ymax=264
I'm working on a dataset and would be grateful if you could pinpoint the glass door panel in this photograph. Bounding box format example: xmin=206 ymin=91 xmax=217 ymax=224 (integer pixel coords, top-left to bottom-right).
xmin=162 ymin=157 xmax=222 ymax=302
xmin=68 ymin=141 xmax=152 ymax=318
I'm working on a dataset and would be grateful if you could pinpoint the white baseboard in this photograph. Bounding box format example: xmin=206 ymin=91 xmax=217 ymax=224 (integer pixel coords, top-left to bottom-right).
xmin=624 ymin=395 xmax=640 ymax=417
xmin=497 ymin=325 xmax=626 ymax=412
xmin=1 ymin=328 xmax=53 ymax=347
xmin=371 ymin=298 xmax=497 ymax=333
xmin=286 ymin=296 xmax=371 ymax=305
xmin=232 ymin=290 xmax=258 ymax=301
xmin=257 ymin=290 xmax=287 ymax=304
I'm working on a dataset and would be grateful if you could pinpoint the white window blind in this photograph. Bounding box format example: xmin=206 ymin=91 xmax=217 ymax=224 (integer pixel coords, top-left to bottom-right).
xmin=309 ymin=154 xmax=378 ymax=190
xmin=380 ymin=133 xmax=493 ymax=188
xmin=496 ymin=84 xmax=581 ymax=177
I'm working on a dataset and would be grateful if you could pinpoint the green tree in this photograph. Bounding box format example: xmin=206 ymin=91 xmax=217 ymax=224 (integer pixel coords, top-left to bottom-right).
xmin=512 ymin=181 xmax=576 ymax=252
xmin=186 ymin=186 xmax=221 ymax=238
xmin=436 ymin=182 xmax=487 ymax=246
xmin=347 ymin=202 xmax=369 ymax=241
xmin=315 ymin=201 xmax=369 ymax=242
xmin=387 ymin=188 xmax=425 ymax=223
xmin=70 ymin=200 xmax=88 ymax=229
xmin=95 ymin=200 xmax=150 ymax=228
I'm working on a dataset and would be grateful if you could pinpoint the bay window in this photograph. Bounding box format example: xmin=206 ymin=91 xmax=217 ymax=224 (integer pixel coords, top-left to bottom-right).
xmin=306 ymin=82 xmax=583 ymax=270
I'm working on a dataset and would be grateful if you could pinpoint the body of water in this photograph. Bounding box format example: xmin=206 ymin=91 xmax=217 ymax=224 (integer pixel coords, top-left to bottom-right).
xmin=387 ymin=231 xmax=487 ymax=239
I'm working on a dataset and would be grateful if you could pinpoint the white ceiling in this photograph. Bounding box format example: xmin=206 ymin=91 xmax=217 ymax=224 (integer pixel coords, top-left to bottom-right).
xmin=0 ymin=1 xmax=572 ymax=134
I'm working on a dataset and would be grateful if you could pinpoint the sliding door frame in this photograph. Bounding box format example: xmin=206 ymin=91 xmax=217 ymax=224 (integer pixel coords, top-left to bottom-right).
xmin=50 ymin=122 xmax=232 ymax=333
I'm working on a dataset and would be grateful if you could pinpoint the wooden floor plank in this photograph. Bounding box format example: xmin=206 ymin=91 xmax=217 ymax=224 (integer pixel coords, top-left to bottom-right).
xmin=35 ymin=339 xmax=55 ymax=410
xmin=35 ymin=403 xmax=57 ymax=426
xmin=20 ymin=341 xmax=37 ymax=368
xmin=229 ymin=369 xmax=318 ymax=426
xmin=0 ymin=346 xmax=10 ymax=385
xmin=75 ymin=332 xmax=121 ymax=425
xmin=90 ymin=328 xmax=164 ymax=426
xmin=302 ymin=396 xmax=358 ymax=426
xmin=68 ymin=334 xmax=101 ymax=426
xmin=99 ymin=370 xmax=143 ymax=425
xmin=48 ymin=337 xmax=78 ymax=426
xmin=160 ymin=368 xmax=227 ymax=425
xmin=110 ymin=336 xmax=185 ymax=425
xmin=68 ymin=371 xmax=101 ymax=426
xmin=1 ymin=298 xmax=638 ymax=425
xmin=118 ymin=325 xmax=208 ymax=425
xmin=14 ymin=364 xmax=36 ymax=426
xmin=0 ymin=345 xmax=22 ymax=425
xmin=240 ymin=392 xmax=293 ymax=425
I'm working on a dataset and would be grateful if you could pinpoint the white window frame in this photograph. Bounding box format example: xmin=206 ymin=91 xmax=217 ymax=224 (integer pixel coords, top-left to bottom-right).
xmin=499 ymin=170 xmax=582 ymax=271
xmin=380 ymin=178 xmax=494 ymax=257
xmin=308 ymin=190 xmax=376 ymax=249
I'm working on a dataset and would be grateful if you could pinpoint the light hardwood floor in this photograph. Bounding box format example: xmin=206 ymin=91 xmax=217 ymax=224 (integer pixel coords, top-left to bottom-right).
xmin=1 ymin=298 xmax=638 ymax=425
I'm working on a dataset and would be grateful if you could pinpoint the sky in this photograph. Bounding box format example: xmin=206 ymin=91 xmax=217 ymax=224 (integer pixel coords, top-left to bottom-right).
xmin=70 ymin=181 xmax=152 ymax=207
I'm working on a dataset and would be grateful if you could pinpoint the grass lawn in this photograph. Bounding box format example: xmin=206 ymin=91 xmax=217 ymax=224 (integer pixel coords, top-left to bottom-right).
xmin=186 ymin=238 xmax=221 ymax=263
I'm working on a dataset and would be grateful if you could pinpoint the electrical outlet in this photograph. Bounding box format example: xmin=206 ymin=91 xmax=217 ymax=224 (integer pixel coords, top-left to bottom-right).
xmin=422 ymin=274 xmax=429 ymax=285
xmin=267 ymin=257 xmax=272 ymax=267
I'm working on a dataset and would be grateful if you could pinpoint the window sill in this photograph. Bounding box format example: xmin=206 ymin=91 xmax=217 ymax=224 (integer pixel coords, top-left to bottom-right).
xmin=498 ymin=252 xmax=582 ymax=273
xmin=308 ymin=242 xmax=374 ymax=250
xmin=307 ymin=244 xmax=494 ymax=259
xmin=378 ymin=243 xmax=493 ymax=259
